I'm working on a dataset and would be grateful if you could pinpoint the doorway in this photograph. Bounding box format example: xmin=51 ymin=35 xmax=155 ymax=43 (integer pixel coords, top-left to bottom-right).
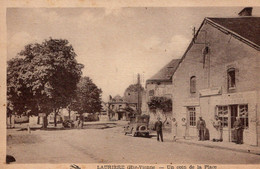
xmin=118 ymin=112 xmax=123 ymax=120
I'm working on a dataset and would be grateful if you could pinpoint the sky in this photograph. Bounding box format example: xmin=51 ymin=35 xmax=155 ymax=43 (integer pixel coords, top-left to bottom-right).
xmin=7 ymin=7 xmax=260 ymax=101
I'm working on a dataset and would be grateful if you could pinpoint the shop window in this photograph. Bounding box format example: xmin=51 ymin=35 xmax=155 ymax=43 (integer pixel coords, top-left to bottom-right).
xmin=190 ymin=76 xmax=196 ymax=93
xmin=217 ymin=106 xmax=228 ymax=128
xmin=188 ymin=107 xmax=196 ymax=126
xmin=239 ymin=105 xmax=249 ymax=129
xmin=149 ymin=90 xmax=154 ymax=96
xmin=217 ymin=104 xmax=249 ymax=129
xmin=227 ymin=68 xmax=236 ymax=91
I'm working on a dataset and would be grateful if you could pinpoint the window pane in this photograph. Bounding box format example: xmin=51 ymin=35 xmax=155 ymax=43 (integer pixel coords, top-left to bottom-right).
xmin=239 ymin=104 xmax=248 ymax=129
xmin=149 ymin=90 xmax=154 ymax=96
xmin=217 ymin=106 xmax=228 ymax=128
xmin=188 ymin=107 xmax=196 ymax=126
xmin=190 ymin=76 xmax=196 ymax=93
xmin=228 ymin=68 xmax=236 ymax=89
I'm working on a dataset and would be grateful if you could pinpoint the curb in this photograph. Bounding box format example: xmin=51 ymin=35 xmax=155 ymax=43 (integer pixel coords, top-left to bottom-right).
xmin=175 ymin=139 xmax=260 ymax=156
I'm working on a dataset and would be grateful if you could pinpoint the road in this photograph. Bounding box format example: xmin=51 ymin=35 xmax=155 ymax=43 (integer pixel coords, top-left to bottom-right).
xmin=7 ymin=122 xmax=260 ymax=164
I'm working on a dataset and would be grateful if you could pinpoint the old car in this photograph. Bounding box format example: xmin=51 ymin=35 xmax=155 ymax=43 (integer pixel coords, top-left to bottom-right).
xmin=124 ymin=114 xmax=150 ymax=137
xmin=83 ymin=113 xmax=100 ymax=122
xmin=62 ymin=119 xmax=74 ymax=128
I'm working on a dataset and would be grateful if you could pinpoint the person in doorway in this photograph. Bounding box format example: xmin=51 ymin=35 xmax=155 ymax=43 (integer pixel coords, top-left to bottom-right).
xmin=172 ymin=118 xmax=178 ymax=141
xmin=181 ymin=118 xmax=187 ymax=139
xmin=197 ymin=116 xmax=206 ymax=141
xmin=212 ymin=115 xmax=223 ymax=142
xmin=234 ymin=116 xmax=243 ymax=144
xmin=154 ymin=117 xmax=163 ymax=142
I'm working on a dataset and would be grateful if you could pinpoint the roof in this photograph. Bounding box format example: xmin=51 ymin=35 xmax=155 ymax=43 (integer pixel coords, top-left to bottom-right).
xmin=108 ymin=95 xmax=126 ymax=103
xmin=147 ymin=59 xmax=181 ymax=83
xmin=206 ymin=17 xmax=260 ymax=48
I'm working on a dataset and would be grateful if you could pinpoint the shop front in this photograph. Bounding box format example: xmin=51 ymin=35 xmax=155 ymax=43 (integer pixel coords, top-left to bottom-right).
xmin=211 ymin=91 xmax=258 ymax=146
xmin=179 ymin=91 xmax=258 ymax=146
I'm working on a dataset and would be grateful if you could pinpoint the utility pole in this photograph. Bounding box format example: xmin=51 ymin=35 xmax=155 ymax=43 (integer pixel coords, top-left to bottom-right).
xmin=137 ymin=73 xmax=141 ymax=114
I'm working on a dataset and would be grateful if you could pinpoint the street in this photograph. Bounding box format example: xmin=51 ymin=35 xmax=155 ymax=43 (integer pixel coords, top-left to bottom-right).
xmin=7 ymin=122 xmax=260 ymax=164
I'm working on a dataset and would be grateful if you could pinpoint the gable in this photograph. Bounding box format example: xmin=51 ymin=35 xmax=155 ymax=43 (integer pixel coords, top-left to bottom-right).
xmin=147 ymin=59 xmax=181 ymax=83
xmin=206 ymin=17 xmax=260 ymax=50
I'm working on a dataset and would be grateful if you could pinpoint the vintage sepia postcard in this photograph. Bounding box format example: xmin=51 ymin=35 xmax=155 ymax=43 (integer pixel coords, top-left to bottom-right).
xmin=1 ymin=1 xmax=260 ymax=169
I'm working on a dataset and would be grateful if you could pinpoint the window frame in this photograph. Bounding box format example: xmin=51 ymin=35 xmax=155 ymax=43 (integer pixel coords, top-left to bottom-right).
xmin=239 ymin=104 xmax=249 ymax=129
xmin=190 ymin=76 xmax=196 ymax=94
xmin=216 ymin=105 xmax=229 ymax=128
xmin=188 ymin=107 xmax=196 ymax=127
xmin=227 ymin=68 xmax=236 ymax=91
xmin=149 ymin=90 xmax=154 ymax=96
xmin=216 ymin=104 xmax=249 ymax=130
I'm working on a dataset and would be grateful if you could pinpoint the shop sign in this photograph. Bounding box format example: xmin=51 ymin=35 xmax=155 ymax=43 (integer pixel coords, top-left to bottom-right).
xmin=199 ymin=87 xmax=222 ymax=97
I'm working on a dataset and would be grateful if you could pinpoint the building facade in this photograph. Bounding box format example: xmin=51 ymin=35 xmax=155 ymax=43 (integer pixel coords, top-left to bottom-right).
xmin=144 ymin=59 xmax=180 ymax=124
xmin=107 ymin=95 xmax=136 ymax=121
xmin=172 ymin=16 xmax=260 ymax=146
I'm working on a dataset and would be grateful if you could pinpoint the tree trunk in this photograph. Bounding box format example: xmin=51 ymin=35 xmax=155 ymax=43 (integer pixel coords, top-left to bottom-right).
xmin=54 ymin=111 xmax=57 ymax=127
xmin=10 ymin=114 xmax=12 ymax=128
xmin=68 ymin=108 xmax=71 ymax=120
xmin=43 ymin=115 xmax=48 ymax=129
xmin=37 ymin=116 xmax=40 ymax=124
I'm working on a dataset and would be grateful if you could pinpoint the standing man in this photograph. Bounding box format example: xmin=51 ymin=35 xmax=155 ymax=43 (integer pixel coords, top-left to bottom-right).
xmin=197 ymin=116 xmax=206 ymax=141
xmin=234 ymin=117 xmax=243 ymax=144
xmin=154 ymin=117 xmax=163 ymax=142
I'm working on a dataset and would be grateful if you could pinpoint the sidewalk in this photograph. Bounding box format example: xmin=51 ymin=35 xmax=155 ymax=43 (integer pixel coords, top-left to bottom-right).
xmin=163 ymin=133 xmax=260 ymax=155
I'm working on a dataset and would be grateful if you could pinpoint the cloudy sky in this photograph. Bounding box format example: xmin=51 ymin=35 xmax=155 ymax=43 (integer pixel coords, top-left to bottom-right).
xmin=7 ymin=7 xmax=260 ymax=101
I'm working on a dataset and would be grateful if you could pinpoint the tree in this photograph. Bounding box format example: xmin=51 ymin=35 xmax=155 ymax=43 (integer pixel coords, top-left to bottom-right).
xmin=71 ymin=76 xmax=102 ymax=114
xmin=124 ymin=84 xmax=144 ymax=93
xmin=147 ymin=96 xmax=172 ymax=123
xmin=7 ymin=38 xmax=84 ymax=128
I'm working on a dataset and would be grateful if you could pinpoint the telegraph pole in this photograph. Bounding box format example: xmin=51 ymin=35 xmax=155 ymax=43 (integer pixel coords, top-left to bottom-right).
xmin=137 ymin=73 xmax=141 ymax=114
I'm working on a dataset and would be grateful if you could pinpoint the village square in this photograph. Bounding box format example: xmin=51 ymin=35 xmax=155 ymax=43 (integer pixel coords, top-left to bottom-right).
xmin=5 ymin=7 xmax=260 ymax=164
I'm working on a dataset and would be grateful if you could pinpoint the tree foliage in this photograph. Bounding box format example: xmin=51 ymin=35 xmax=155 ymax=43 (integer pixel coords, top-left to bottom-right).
xmin=70 ymin=77 xmax=102 ymax=114
xmin=124 ymin=84 xmax=144 ymax=93
xmin=7 ymin=38 xmax=84 ymax=119
xmin=147 ymin=96 xmax=172 ymax=113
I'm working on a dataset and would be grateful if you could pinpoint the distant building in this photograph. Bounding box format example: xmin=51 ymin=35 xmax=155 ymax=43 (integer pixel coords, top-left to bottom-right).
xmin=123 ymin=83 xmax=144 ymax=113
xmin=172 ymin=8 xmax=260 ymax=146
xmin=107 ymin=95 xmax=136 ymax=121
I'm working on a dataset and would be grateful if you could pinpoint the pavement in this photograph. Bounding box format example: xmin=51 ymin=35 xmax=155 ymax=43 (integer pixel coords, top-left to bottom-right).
xmin=162 ymin=132 xmax=260 ymax=156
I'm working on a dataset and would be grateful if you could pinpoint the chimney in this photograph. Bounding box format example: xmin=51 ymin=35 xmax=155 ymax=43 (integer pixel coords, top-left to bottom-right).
xmin=238 ymin=7 xmax=253 ymax=16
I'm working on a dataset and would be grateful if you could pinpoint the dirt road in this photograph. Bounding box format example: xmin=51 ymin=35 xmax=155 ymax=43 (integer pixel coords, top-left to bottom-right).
xmin=7 ymin=122 xmax=260 ymax=164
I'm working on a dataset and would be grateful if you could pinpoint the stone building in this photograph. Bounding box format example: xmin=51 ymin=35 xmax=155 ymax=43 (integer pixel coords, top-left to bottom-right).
xmin=107 ymin=95 xmax=136 ymax=121
xmin=123 ymin=84 xmax=144 ymax=113
xmin=144 ymin=59 xmax=181 ymax=125
xmin=172 ymin=9 xmax=260 ymax=146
